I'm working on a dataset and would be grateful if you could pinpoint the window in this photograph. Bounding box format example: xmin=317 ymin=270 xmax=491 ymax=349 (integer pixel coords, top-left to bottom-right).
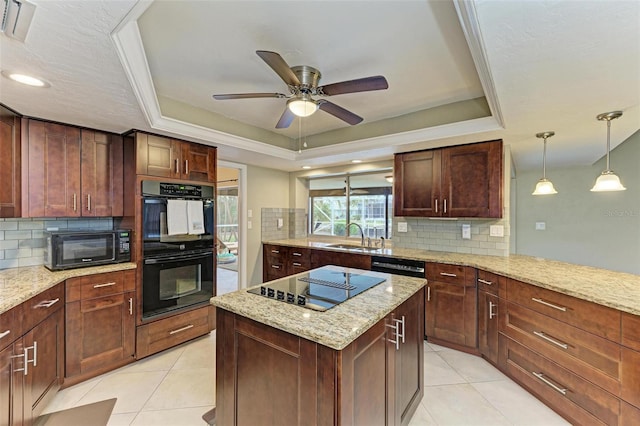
xmin=309 ymin=172 xmax=393 ymax=239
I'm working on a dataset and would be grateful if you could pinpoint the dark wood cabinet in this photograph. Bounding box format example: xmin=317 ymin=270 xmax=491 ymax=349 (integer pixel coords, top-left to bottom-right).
xmin=425 ymin=263 xmax=477 ymax=350
xmin=263 ymin=244 xmax=311 ymax=281
xmin=477 ymin=270 xmax=502 ymax=365
xmin=22 ymin=119 xmax=123 ymax=218
xmin=394 ymin=140 xmax=503 ymax=218
xmin=65 ymin=270 xmax=136 ymax=385
xmin=310 ymin=249 xmax=371 ymax=270
xmin=134 ymin=132 xmax=216 ymax=183
xmin=0 ymin=105 xmax=21 ymax=218
xmin=215 ymin=288 xmax=425 ymax=426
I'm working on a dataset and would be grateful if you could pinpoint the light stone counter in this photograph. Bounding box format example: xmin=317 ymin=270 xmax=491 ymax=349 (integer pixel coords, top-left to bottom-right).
xmin=0 ymin=263 xmax=137 ymax=315
xmin=264 ymin=238 xmax=640 ymax=316
xmin=210 ymin=265 xmax=426 ymax=350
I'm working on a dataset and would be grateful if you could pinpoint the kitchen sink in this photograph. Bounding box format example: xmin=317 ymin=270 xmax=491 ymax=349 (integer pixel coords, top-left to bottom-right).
xmin=324 ymin=243 xmax=382 ymax=252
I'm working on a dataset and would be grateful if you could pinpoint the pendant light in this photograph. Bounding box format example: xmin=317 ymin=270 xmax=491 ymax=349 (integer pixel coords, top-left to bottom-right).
xmin=532 ymin=131 xmax=558 ymax=195
xmin=591 ymin=111 xmax=626 ymax=192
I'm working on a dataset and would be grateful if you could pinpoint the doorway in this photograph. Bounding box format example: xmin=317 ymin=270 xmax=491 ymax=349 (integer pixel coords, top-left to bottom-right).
xmin=216 ymin=162 xmax=246 ymax=295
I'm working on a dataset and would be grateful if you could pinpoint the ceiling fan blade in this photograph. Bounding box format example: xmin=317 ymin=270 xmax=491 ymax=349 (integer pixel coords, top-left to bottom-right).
xmin=275 ymin=107 xmax=296 ymax=129
xmin=213 ymin=93 xmax=286 ymax=100
xmin=319 ymin=75 xmax=388 ymax=96
xmin=256 ymin=50 xmax=301 ymax=87
xmin=318 ymin=100 xmax=363 ymax=125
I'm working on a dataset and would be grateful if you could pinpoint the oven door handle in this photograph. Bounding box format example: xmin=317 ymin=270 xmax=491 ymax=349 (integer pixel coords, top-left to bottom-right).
xmin=144 ymin=251 xmax=213 ymax=264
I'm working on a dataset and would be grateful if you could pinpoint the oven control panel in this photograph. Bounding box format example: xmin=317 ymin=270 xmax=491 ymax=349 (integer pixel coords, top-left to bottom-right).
xmin=159 ymin=183 xmax=203 ymax=197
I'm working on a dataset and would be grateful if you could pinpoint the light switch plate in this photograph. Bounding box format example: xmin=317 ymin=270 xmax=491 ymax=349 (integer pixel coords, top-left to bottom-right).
xmin=489 ymin=225 xmax=504 ymax=237
xmin=462 ymin=224 xmax=471 ymax=239
xmin=247 ymin=209 xmax=252 ymax=218
xmin=277 ymin=218 xmax=284 ymax=229
xmin=535 ymin=222 xmax=546 ymax=231
xmin=397 ymin=222 xmax=408 ymax=233
xmin=247 ymin=221 xmax=252 ymax=229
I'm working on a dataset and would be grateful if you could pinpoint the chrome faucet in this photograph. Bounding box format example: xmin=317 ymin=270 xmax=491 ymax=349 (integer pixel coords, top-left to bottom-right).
xmin=346 ymin=222 xmax=365 ymax=247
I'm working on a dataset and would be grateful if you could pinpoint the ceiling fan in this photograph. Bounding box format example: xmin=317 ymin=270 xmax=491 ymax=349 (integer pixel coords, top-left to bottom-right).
xmin=213 ymin=50 xmax=389 ymax=129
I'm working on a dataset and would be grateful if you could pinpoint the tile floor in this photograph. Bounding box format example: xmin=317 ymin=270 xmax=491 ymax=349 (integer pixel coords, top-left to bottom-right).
xmin=216 ymin=266 xmax=238 ymax=295
xmin=42 ymin=332 xmax=569 ymax=426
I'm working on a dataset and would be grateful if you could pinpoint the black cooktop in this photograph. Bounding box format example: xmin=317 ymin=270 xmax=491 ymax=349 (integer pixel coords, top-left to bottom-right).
xmin=248 ymin=267 xmax=386 ymax=312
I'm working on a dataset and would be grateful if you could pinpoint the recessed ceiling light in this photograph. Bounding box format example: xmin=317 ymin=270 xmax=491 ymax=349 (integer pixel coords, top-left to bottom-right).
xmin=302 ymin=166 xmax=311 ymax=169
xmin=351 ymin=160 xmax=362 ymax=163
xmin=1 ymin=70 xmax=50 ymax=87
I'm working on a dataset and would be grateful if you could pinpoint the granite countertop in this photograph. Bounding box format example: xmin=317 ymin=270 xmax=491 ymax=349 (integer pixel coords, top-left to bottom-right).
xmin=264 ymin=238 xmax=640 ymax=316
xmin=0 ymin=263 xmax=137 ymax=315
xmin=210 ymin=265 xmax=426 ymax=350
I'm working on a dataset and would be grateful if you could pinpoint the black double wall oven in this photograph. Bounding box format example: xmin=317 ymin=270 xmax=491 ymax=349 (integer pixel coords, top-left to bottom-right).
xmin=141 ymin=181 xmax=215 ymax=320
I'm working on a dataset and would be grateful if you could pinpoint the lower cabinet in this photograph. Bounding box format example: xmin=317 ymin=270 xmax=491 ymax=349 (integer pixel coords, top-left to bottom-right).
xmin=136 ymin=305 xmax=215 ymax=359
xmin=65 ymin=270 xmax=136 ymax=386
xmin=215 ymin=288 xmax=425 ymax=426
xmin=478 ymin=289 xmax=499 ymax=365
xmin=2 ymin=284 xmax=64 ymax=426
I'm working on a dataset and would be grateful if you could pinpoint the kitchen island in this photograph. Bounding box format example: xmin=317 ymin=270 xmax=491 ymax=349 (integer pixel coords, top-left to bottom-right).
xmin=209 ymin=265 xmax=427 ymax=426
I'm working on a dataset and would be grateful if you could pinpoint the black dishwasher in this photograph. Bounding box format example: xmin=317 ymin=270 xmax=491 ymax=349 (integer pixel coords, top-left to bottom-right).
xmin=371 ymin=255 xmax=426 ymax=278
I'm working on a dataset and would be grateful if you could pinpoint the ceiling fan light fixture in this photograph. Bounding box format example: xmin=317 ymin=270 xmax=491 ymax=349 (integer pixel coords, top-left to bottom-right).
xmin=287 ymin=95 xmax=318 ymax=117
xmin=591 ymin=111 xmax=626 ymax=192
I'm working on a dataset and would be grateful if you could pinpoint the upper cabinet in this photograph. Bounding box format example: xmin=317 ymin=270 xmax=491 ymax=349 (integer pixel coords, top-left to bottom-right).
xmin=134 ymin=132 xmax=216 ymax=183
xmin=22 ymin=119 xmax=123 ymax=217
xmin=394 ymin=140 xmax=503 ymax=218
xmin=0 ymin=105 xmax=21 ymax=218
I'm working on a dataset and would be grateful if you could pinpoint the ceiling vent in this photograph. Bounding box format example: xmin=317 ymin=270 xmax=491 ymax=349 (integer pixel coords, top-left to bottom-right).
xmin=1 ymin=0 xmax=36 ymax=42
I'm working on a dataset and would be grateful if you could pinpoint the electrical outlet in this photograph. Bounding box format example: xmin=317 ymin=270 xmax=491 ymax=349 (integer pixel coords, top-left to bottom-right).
xmin=462 ymin=224 xmax=471 ymax=239
xmin=397 ymin=222 xmax=408 ymax=233
xmin=535 ymin=222 xmax=546 ymax=231
xmin=277 ymin=218 xmax=284 ymax=229
xmin=247 ymin=221 xmax=252 ymax=230
xmin=489 ymin=225 xmax=504 ymax=237
xmin=247 ymin=209 xmax=252 ymax=218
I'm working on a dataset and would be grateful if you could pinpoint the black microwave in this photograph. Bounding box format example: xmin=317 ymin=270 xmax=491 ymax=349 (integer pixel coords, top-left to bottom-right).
xmin=44 ymin=229 xmax=131 ymax=271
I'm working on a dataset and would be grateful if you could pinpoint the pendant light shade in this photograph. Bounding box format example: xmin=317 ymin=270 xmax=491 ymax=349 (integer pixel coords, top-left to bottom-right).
xmin=532 ymin=131 xmax=558 ymax=195
xmin=591 ymin=111 xmax=626 ymax=192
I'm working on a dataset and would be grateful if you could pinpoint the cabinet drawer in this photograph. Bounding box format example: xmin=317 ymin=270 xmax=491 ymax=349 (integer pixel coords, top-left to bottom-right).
xmin=0 ymin=306 xmax=21 ymax=350
xmin=136 ymin=306 xmax=211 ymax=359
xmin=477 ymin=270 xmax=500 ymax=295
xmin=288 ymin=247 xmax=310 ymax=268
xmin=506 ymin=278 xmax=620 ymax=342
xmin=621 ymin=347 xmax=640 ymax=409
xmin=501 ymin=335 xmax=619 ymax=426
xmin=21 ymin=283 xmax=64 ymax=332
xmin=621 ymin=400 xmax=640 ymax=425
xmin=503 ymin=301 xmax=621 ymax=395
xmin=426 ymin=263 xmax=475 ymax=285
xmin=66 ymin=270 xmax=134 ymax=302
xmin=622 ymin=313 xmax=640 ymax=351
xmin=264 ymin=244 xmax=286 ymax=259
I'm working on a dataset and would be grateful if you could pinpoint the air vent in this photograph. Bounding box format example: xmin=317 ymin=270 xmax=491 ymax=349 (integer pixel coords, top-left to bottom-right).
xmin=1 ymin=0 xmax=36 ymax=42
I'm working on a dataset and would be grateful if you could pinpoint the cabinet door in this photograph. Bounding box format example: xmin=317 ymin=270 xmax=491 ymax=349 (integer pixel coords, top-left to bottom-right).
xmin=22 ymin=309 xmax=64 ymax=422
xmin=441 ymin=140 xmax=502 ymax=218
xmin=181 ymin=143 xmax=216 ymax=182
xmin=1 ymin=342 xmax=22 ymax=426
xmin=478 ymin=290 xmax=499 ymax=364
xmin=135 ymin=133 xmax=181 ymax=178
xmin=81 ymin=130 xmax=123 ymax=217
xmin=393 ymin=149 xmax=441 ymax=217
xmin=24 ymin=120 xmax=81 ymax=217
xmin=425 ymin=281 xmax=477 ymax=347
xmin=0 ymin=105 xmax=21 ymax=218
xmin=310 ymin=250 xmax=371 ymax=270
xmin=394 ymin=289 xmax=424 ymax=426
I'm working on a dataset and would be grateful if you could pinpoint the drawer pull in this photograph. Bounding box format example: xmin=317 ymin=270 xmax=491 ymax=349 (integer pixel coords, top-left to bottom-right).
xmin=271 ymin=265 xmax=281 ymax=269
xmin=169 ymin=324 xmax=194 ymax=335
xmin=532 ymin=372 xmax=567 ymax=395
xmin=35 ymin=298 xmax=60 ymax=309
xmin=478 ymin=279 xmax=493 ymax=285
xmin=531 ymin=297 xmax=567 ymax=312
xmin=440 ymin=272 xmax=457 ymax=277
xmin=0 ymin=330 xmax=10 ymax=339
xmin=292 ymin=252 xmax=303 ymax=257
xmin=293 ymin=262 xmax=302 ymax=267
xmin=128 ymin=297 xmax=133 ymax=316
xmin=427 ymin=286 xmax=431 ymax=302
xmin=93 ymin=282 xmax=116 ymax=289
xmin=489 ymin=301 xmax=497 ymax=319
xmin=271 ymin=250 xmax=280 ymax=254
xmin=533 ymin=331 xmax=569 ymax=350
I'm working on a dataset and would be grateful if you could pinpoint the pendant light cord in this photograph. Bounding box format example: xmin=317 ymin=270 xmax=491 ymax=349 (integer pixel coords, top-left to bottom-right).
xmin=542 ymin=136 xmax=548 ymax=178
xmin=605 ymin=119 xmax=611 ymax=171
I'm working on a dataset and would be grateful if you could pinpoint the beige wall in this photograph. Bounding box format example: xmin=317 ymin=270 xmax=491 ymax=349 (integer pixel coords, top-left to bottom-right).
xmin=514 ymin=130 xmax=640 ymax=274
xmin=246 ymin=164 xmax=290 ymax=285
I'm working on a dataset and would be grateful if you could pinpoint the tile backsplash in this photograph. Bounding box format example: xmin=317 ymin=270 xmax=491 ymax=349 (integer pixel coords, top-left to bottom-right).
xmin=261 ymin=208 xmax=307 ymax=241
xmin=0 ymin=217 xmax=114 ymax=269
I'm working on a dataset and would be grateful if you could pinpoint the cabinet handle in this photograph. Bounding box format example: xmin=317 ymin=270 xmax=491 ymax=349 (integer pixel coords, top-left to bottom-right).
xmin=533 ymin=331 xmax=569 ymax=350
xmin=87 ymin=194 xmax=91 ymax=211
xmin=435 ymin=198 xmax=438 ymax=213
xmin=175 ymin=159 xmax=179 ymax=174
xmin=478 ymin=279 xmax=493 ymax=285
xmin=531 ymin=297 xmax=567 ymax=312
xmin=271 ymin=249 xmax=280 ymax=254
xmin=271 ymin=265 xmax=280 ymax=269
xmin=386 ymin=322 xmax=400 ymax=351
xmin=293 ymin=262 xmax=302 ymax=267
xmin=184 ymin=160 xmax=189 ymax=175
xmin=532 ymin=372 xmax=567 ymax=395
xmin=489 ymin=301 xmax=497 ymax=319
xmin=128 ymin=297 xmax=133 ymax=316
xmin=440 ymin=272 xmax=457 ymax=277
xmin=444 ymin=199 xmax=447 ymax=213
xmin=292 ymin=252 xmax=303 ymax=257
xmin=0 ymin=330 xmax=10 ymax=340
xmin=35 ymin=298 xmax=60 ymax=309
xmin=427 ymin=286 xmax=431 ymax=302
xmin=93 ymin=282 xmax=116 ymax=288
xmin=394 ymin=316 xmax=406 ymax=344
xmin=169 ymin=324 xmax=194 ymax=335
xmin=73 ymin=193 xmax=77 ymax=211
xmin=13 ymin=342 xmax=37 ymax=376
